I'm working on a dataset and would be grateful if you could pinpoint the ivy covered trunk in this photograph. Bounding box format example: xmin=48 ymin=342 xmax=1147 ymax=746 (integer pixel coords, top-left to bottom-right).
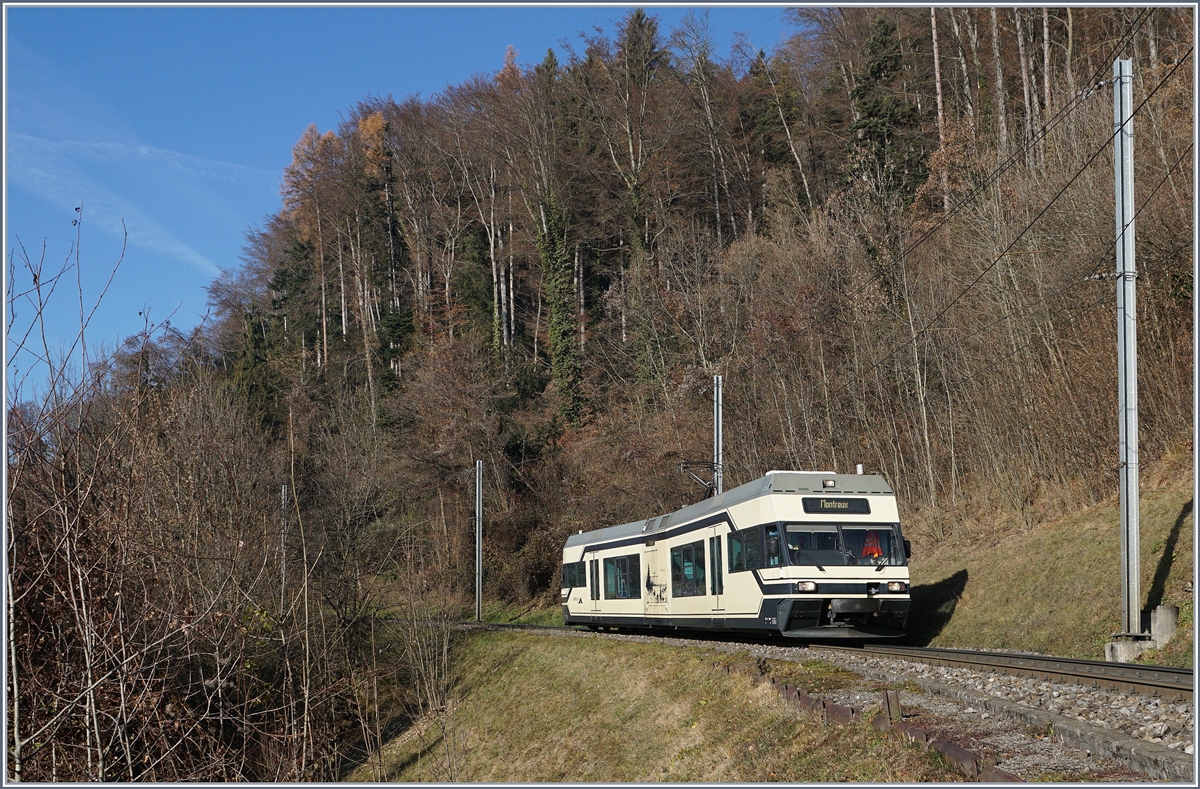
xmin=536 ymin=195 xmax=583 ymax=424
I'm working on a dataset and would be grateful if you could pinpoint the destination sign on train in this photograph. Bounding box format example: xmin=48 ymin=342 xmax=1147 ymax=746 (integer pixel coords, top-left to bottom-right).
xmin=802 ymin=497 xmax=871 ymax=514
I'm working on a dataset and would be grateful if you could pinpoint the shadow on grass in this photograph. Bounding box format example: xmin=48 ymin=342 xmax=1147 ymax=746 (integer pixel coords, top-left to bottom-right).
xmin=336 ymin=709 xmax=418 ymax=780
xmin=1146 ymin=498 xmax=1192 ymax=611
xmin=903 ymin=569 xmax=968 ymax=646
xmin=376 ymin=728 xmax=447 ymax=782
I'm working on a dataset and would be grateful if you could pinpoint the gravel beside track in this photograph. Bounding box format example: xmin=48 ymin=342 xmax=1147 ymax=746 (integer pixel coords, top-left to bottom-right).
xmin=801 ymin=645 xmax=1193 ymax=782
xmin=467 ymin=624 xmax=1194 ymax=781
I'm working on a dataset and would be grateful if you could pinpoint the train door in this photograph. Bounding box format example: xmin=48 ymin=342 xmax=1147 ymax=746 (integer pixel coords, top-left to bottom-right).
xmin=589 ymin=558 xmax=601 ymax=613
xmin=643 ymin=541 xmax=668 ymax=618
xmin=708 ymin=527 xmax=725 ymax=621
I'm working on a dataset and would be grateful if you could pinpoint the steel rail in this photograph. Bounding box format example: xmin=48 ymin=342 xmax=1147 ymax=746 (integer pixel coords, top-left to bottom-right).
xmin=844 ymin=644 xmax=1193 ymax=701
xmin=461 ymin=623 xmax=1193 ymax=701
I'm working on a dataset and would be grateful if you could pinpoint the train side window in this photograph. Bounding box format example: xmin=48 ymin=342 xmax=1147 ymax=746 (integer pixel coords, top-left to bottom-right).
xmin=670 ymin=540 xmax=706 ymax=596
xmin=727 ymin=527 xmax=762 ymax=572
xmin=561 ymin=561 xmax=586 ymax=588
xmin=603 ymin=554 xmax=641 ymax=599
xmin=709 ymin=535 xmax=724 ymax=595
xmin=764 ymin=523 xmax=783 ymax=567
xmin=743 ymin=527 xmax=763 ymax=570
xmin=728 ymin=531 xmax=744 ymax=573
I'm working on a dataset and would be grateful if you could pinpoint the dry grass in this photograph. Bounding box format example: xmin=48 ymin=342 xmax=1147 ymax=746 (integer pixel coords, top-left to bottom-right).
xmin=478 ymin=598 xmax=564 ymax=626
xmin=906 ymin=450 xmax=1193 ymax=665
xmin=349 ymin=631 xmax=961 ymax=782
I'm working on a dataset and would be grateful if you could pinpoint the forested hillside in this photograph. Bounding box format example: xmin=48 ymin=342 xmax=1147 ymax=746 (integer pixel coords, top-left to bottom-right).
xmin=7 ymin=7 xmax=1193 ymax=781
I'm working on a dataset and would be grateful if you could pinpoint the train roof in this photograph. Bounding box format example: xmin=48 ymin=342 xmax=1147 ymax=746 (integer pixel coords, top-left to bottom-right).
xmin=564 ymin=471 xmax=894 ymax=548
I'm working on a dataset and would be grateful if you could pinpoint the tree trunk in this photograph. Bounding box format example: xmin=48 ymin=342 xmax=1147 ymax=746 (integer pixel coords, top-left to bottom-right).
xmin=575 ymin=244 xmax=585 ymax=353
xmin=7 ymin=569 xmax=21 ymax=782
xmin=317 ymin=207 xmax=328 ymax=367
xmin=619 ymin=238 xmax=628 ymax=344
xmin=931 ymin=7 xmax=950 ymax=212
xmin=507 ymin=219 xmax=515 ymax=349
xmin=989 ymin=7 xmax=1009 ymax=153
xmin=350 ymin=215 xmax=377 ymax=416
xmin=901 ymin=262 xmax=937 ymax=509
xmin=533 ymin=290 xmax=542 ymax=363
xmin=761 ymin=54 xmax=814 ymax=211
xmin=949 ymin=7 xmax=976 ymax=137
xmin=338 ymin=232 xmax=347 ymax=341
xmin=384 ymin=181 xmax=398 ymax=310
xmin=496 ymin=227 xmax=507 ymax=352
xmin=488 ymin=172 xmax=500 ymax=354
xmin=1014 ymin=9 xmax=1035 ymax=165
xmin=1042 ymin=8 xmax=1052 ymax=119
xmin=1065 ymin=8 xmax=1076 ymax=98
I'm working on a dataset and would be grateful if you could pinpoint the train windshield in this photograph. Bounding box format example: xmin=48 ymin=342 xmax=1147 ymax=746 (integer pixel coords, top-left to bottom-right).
xmin=784 ymin=523 xmax=906 ymax=567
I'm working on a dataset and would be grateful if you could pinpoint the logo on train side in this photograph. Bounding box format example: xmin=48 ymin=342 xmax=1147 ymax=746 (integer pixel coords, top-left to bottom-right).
xmin=645 ymin=568 xmax=667 ymax=602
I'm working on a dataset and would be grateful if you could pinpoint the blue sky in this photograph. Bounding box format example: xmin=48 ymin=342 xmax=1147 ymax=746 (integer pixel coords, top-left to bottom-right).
xmin=4 ymin=4 xmax=795 ymax=390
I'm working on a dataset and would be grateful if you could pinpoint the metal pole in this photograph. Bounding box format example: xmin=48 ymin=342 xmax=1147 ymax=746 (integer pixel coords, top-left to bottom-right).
xmin=475 ymin=459 xmax=483 ymax=622
xmin=1114 ymin=58 xmax=1141 ymax=636
xmin=713 ymin=375 xmax=723 ymax=495
xmin=280 ymin=484 xmax=288 ymax=615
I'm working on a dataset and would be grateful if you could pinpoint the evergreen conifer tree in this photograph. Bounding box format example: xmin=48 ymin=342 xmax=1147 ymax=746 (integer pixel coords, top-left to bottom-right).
xmin=848 ymin=16 xmax=927 ymax=204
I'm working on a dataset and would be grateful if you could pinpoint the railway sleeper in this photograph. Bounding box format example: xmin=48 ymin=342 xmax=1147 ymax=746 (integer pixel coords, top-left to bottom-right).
xmin=750 ymin=665 xmax=1026 ymax=782
xmin=931 ymin=739 xmax=981 ymax=779
xmin=825 ymin=702 xmax=856 ymax=725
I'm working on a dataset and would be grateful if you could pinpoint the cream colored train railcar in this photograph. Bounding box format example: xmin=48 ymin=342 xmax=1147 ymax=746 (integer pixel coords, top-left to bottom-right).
xmin=561 ymin=471 xmax=911 ymax=639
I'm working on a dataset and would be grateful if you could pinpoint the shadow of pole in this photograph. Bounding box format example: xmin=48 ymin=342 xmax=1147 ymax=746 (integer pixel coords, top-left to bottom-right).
xmin=903 ymin=568 xmax=969 ymax=646
xmin=1145 ymin=499 xmax=1192 ymax=611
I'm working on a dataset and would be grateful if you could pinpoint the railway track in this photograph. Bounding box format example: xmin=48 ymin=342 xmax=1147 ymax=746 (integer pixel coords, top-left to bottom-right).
xmin=825 ymin=644 xmax=1193 ymax=701
xmin=464 ymin=622 xmax=1193 ymax=701
xmin=465 ymin=621 xmax=1193 ymax=780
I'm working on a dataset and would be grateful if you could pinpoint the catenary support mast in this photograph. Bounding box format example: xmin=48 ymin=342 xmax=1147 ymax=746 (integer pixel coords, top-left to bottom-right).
xmin=1114 ymin=58 xmax=1142 ymax=637
xmin=475 ymin=459 xmax=483 ymax=622
xmin=714 ymin=375 xmax=723 ymax=495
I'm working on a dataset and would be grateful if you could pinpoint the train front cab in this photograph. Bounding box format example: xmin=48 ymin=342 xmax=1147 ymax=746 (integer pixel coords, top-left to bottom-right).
xmin=766 ymin=519 xmax=911 ymax=638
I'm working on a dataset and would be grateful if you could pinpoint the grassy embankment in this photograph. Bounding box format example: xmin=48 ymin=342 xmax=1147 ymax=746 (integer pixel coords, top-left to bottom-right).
xmin=906 ymin=450 xmax=1193 ymax=666
xmin=348 ymin=631 xmax=961 ymax=782
xmin=478 ymin=599 xmax=564 ymax=626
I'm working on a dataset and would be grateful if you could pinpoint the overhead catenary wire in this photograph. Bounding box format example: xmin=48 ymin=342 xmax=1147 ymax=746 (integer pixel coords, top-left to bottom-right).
xmin=666 ymin=42 xmax=1192 ymax=486
xmin=764 ymin=9 xmax=1155 ymax=346
xmin=763 ymin=45 xmax=1195 ymax=416
xmin=559 ymin=13 xmax=1156 ymax=422
xmin=467 ymin=89 xmax=1189 ymax=493
xmin=613 ymin=34 xmax=1143 ymax=478
xmin=948 ymin=140 xmax=1192 ymax=355
xmin=443 ymin=18 xmax=1185 ymax=488
xmin=950 ymin=292 xmax=1112 ymax=388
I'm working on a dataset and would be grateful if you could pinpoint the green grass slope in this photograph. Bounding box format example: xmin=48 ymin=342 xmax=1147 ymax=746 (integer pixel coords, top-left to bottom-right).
xmin=906 ymin=456 xmax=1193 ymax=665
xmin=349 ymin=631 xmax=961 ymax=782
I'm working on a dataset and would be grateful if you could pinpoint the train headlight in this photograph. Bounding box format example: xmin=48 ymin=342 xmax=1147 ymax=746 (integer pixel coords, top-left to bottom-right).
xmin=796 ymin=581 xmax=817 ymax=593
xmin=886 ymin=581 xmax=908 ymax=593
